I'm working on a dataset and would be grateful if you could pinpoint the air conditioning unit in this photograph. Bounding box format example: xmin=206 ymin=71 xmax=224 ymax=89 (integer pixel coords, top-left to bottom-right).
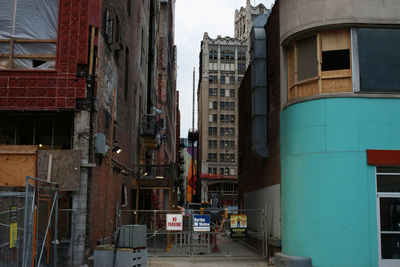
xmin=117 ymin=225 xmax=147 ymax=248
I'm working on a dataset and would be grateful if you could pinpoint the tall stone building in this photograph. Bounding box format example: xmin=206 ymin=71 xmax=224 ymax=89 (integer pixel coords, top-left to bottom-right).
xmin=197 ymin=2 xmax=268 ymax=206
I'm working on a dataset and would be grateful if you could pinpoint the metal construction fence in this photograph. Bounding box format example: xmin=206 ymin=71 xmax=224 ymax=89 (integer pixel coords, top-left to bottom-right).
xmin=0 ymin=191 xmax=25 ymax=266
xmin=0 ymin=177 xmax=76 ymax=267
xmin=117 ymin=208 xmax=266 ymax=258
xmin=22 ymin=176 xmax=59 ymax=267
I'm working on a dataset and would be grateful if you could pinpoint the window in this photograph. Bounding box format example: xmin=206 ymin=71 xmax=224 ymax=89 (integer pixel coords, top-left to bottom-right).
xmin=209 ymin=50 xmax=217 ymax=60
xmin=121 ymin=183 xmax=127 ymax=206
xmin=286 ymin=29 xmax=352 ymax=101
xmin=220 ymin=154 xmax=224 ymax=162
xmin=140 ymin=27 xmax=144 ymax=66
xmin=0 ymin=113 xmax=73 ymax=149
xmin=230 ymin=76 xmax=235 ymax=84
xmin=375 ymin=167 xmax=400 ymax=261
xmin=238 ymin=63 xmax=246 ymax=72
xmin=209 ymin=75 xmax=218 ymax=84
xmin=208 ymin=168 xmax=212 ymax=174
xmin=225 ymin=168 xmax=230 ymax=175
xmin=220 ymin=89 xmax=225 ymax=97
xmin=208 ymin=127 xmax=213 ymax=135
xmin=220 ymin=128 xmax=225 ymax=136
xmin=230 ymin=115 xmax=235 ymax=122
xmin=357 ymin=28 xmax=400 ymax=93
xmin=127 ymin=0 xmax=131 ymax=17
xmin=209 ymin=88 xmax=217 ymax=96
xmin=230 ymin=52 xmax=234 ymax=60
xmin=221 ymin=51 xmax=225 ymax=60
xmin=297 ymin=35 xmax=318 ymax=80
xmin=230 ymin=102 xmax=235 ymax=110
xmin=208 ymin=140 xmax=217 ymax=148
xmin=213 ymin=114 xmax=217 ymax=123
xmin=230 ymin=128 xmax=235 ymax=136
xmin=220 ymin=168 xmax=224 ymax=175
xmin=209 ymin=115 xmax=213 ymax=123
xmin=212 ymin=153 xmax=217 ymax=161
xmin=238 ymin=76 xmax=243 ymax=84
xmin=230 ymin=89 xmax=235 ymax=97
xmin=322 ymin=49 xmax=350 ymax=71
xmin=225 ymin=115 xmax=230 ymax=123
xmin=213 ymin=168 xmax=217 ymax=174
xmin=208 ymin=140 xmax=213 ymax=148
xmin=221 ymin=76 xmax=225 ymax=84
xmin=230 ymin=141 xmax=234 ymax=149
xmin=213 ymin=101 xmax=217 ymax=109
xmin=220 ymin=115 xmax=224 ymax=123
xmin=208 ymin=153 xmax=212 ymax=161
xmin=213 ymin=127 xmax=217 ymax=135
xmin=105 ymin=10 xmax=114 ymax=45
xmin=124 ymin=46 xmax=130 ymax=99
xmin=0 ymin=0 xmax=59 ymax=69
xmin=220 ymin=102 xmax=225 ymax=109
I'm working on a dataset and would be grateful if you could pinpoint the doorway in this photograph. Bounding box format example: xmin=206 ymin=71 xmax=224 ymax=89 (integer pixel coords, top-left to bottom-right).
xmin=376 ymin=167 xmax=400 ymax=267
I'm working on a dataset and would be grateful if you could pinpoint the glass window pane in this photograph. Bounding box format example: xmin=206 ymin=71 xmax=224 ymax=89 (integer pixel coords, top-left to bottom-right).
xmin=380 ymin=198 xmax=400 ymax=231
xmin=358 ymin=28 xmax=400 ymax=92
xmin=380 ymin=234 xmax=400 ymax=259
xmin=377 ymin=175 xmax=400 ymax=192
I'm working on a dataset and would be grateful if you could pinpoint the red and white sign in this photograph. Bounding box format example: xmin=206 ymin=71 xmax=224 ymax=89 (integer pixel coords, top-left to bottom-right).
xmin=166 ymin=214 xmax=183 ymax=231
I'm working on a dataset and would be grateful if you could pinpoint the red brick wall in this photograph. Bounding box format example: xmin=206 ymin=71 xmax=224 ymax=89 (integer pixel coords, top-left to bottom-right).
xmin=0 ymin=0 xmax=100 ymax=110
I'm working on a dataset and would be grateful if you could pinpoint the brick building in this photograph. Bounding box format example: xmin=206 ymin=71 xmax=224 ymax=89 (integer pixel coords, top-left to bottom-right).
xmin=0 ymin=0 xmax=178 ymax=264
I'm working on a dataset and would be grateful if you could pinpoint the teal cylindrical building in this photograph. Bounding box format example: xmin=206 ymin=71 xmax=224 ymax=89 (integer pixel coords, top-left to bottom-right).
xmin=279 ymin=1 xmax=400 ymax=266
xmin=281 ymin=98 xmax=400 ymax=267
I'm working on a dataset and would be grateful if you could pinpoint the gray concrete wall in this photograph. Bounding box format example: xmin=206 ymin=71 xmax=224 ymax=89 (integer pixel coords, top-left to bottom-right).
xmin=243 ymin=184 xmax=281 ymax=240
xmin=280 ymin=0 xmax=400 ymax=43
xmin=73 ymin=110 xmax=91 ymax=265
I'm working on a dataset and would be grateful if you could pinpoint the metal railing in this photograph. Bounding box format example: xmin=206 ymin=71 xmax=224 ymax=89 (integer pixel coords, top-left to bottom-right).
xmin=117 ymin=208 xmax=266 ymax=258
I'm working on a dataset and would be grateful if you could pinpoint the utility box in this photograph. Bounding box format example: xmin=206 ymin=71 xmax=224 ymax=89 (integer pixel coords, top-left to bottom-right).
xmin=94 ymin=248 xmax=147 ymax=267
xmin=275 ymin=253 xmax=312 ymax=267
xmin=118 ymin=225 xmax=147 ymax=248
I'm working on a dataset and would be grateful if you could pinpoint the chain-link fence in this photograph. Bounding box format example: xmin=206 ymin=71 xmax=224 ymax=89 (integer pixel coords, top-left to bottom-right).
xmin=118 ymin=208 xmax=265 ymax=258
xmin=0 ymin=191 xmax=26 ymax=266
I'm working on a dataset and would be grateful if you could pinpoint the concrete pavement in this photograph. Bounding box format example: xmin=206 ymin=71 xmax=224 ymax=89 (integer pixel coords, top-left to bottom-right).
xmin=147 ymin=256 xmax=274 ymax=267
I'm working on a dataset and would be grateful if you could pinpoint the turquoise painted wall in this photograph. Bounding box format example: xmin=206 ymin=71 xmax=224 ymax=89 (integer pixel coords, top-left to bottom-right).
xmin=280 ymin=98 xmax=400 ymax=267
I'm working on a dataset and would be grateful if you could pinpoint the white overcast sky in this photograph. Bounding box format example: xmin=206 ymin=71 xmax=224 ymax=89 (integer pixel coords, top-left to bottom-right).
xmin=175 ymin=0 xmax=275 ymax=138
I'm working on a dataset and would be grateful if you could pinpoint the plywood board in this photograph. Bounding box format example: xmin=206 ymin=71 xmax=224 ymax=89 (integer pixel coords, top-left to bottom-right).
xmin=298 ymin=80 xmax=319 ymax=98
xmin=321 ymin=77 xmax=352 ymax=93
xmin=320 ymin=29 xmax=350 ymax=51
xmin=0 ymin=154 xmax=36 ymax=187
xmin=37 ymin=150 xmax=81 ymax=191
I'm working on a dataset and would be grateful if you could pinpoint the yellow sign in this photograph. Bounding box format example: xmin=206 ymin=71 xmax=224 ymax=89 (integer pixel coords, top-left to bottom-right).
xmin=230 ymin=214 xmax=247 ymax=229
xmin=9 ymin=205 xmax=17 ymax=248
xmin=230 ymin=214 xmax=247 ymax=238
xmin=9 ymin=222 xmax=17 ymax=248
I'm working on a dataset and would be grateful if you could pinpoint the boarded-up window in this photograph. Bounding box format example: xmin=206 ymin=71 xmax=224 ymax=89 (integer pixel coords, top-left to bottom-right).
xmin=297 ymin=35 xmax=318 ymax=80
xmin=0 ymin=0 xmax=59 ymax=69
xmin=321 ymin=29 xmax=351 ymax=71
xmin=358 ymin=28 xmax=400 ymax=92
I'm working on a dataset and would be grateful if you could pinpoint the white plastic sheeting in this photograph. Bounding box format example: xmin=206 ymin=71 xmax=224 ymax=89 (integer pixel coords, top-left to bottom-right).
xmin=0 ymin=0 xmax=59 ymax=69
